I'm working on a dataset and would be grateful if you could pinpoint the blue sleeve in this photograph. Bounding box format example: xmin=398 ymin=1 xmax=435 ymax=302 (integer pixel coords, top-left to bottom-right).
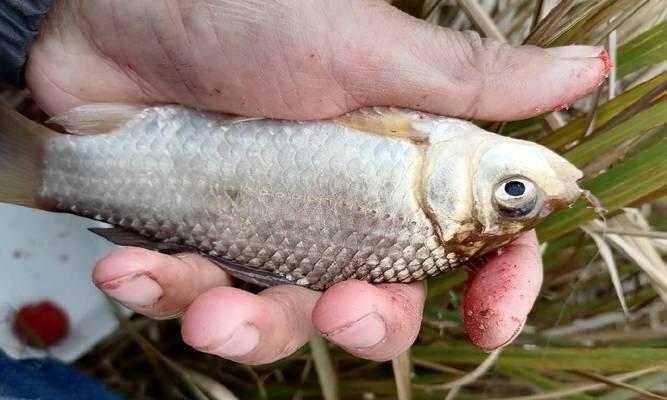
xmin=0 ymin=0 xmax=52 ymax=88
xmin=0 ymin=351 xmax=125 ymax=400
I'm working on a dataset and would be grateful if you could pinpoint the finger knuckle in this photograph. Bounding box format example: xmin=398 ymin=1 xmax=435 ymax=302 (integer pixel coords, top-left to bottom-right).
xmin=451 ymin=31 xmax=513 ymax=118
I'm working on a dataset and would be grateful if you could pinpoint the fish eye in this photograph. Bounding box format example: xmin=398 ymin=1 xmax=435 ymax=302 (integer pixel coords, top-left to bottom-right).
xmin=504 ymin=180 xmax=525 ymax=196
xmin=494 ymin=178 xmax=538 ymax=218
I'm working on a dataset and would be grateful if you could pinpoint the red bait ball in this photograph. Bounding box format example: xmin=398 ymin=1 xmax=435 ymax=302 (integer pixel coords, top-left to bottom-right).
xmin=13 ymin=301 xmax=69 ymax=347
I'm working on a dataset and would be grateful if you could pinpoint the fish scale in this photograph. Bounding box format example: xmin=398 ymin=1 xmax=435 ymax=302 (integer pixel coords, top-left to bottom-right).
xmin=39 ymin=106 xmax=450 ymax=290
xmin=0 ymin=104 xmax=583 ymax=290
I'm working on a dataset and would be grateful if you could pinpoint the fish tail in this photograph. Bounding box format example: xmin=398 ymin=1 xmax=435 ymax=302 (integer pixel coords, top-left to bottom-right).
xmin=0 ymin=105 xmax=55 ymax=208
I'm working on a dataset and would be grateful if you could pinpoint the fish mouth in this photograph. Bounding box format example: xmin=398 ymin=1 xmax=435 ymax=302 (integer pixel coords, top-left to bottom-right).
xmin=539 ymin=180 xmax=582 ymax=218
xmin=562 ymin=179 xmax=584 ymax=205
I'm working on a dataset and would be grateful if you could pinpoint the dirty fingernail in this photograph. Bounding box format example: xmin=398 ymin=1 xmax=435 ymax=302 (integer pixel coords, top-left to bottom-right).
xmin=98 ymin=274 xmax=163 ymax=307
xmin=198 ymin=324 xmax=260 ymax=357
xmin=326 ymin=312 xmax=386 ymax=349
xmin=469 ymin=315 xmax=526 ymax=352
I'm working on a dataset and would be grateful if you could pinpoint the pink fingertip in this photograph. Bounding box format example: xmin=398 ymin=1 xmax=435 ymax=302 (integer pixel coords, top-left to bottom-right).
xmin=523 ymin=47 xmax=610 ymax=118
xmin=463 ymin=233 xmax=543 ymax=351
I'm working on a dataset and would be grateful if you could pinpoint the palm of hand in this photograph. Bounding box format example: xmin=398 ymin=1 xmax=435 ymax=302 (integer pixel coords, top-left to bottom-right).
xmin=26 ymin=0 xmax=607 ymax=364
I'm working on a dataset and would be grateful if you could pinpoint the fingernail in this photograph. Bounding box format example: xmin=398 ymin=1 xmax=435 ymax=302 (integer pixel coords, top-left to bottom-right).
xmin=486 ymin=317 xmax=525 ymax=352
xmin=199 ymin=323 xmax=260 ymax=357
xmin=474 ymin=316 xmax=526 ymax=352
xmin=545 ymin=45 xmax=603 ymax=59
xmin=326 ymin=312 xmax=386 ymax=349
xmin=98 ymin=273 xmax=163 ymax=307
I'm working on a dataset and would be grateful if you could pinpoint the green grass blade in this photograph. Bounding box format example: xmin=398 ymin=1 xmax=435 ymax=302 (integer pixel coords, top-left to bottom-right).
xmin=541 ymin=0 xmax=615 ymax=47
xmin=617 ymin=21 xmax=667 ymax=78
xmin=499 ymin=366 xmax=596 ymax=400
xmin=552 ymin=0 xmax=648 ymax=47
xmin=599 ymin=372 xmax=667 ymax=400
xmin=538 ymin=137 xmax=667 ymax=241
xmin=544 ymin=0 xmax=654 ymax=48
xmin=564 ymin=98 xmax=667 ymax=168
xmin=523 ymin=0 xmax=578 ymax=45
xmin=411 ymin=345 xmax=667 ymax=372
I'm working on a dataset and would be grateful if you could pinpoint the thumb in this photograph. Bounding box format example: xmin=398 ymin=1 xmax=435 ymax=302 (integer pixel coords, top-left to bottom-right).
xmin=340 ymin=4 xmax=610 ymax=121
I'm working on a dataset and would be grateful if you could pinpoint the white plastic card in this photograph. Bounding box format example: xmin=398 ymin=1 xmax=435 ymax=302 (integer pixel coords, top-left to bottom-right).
xmin=0 ymin=204 xmax=131 ymax=362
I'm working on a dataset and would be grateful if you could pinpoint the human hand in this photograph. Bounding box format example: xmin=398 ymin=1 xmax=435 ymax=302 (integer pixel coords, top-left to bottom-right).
xmin=26 ymin=0 xmax=608 ymax=364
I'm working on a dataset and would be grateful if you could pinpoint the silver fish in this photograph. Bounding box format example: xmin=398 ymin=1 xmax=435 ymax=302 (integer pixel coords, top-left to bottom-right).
xmin=0 ymin=105 xmax=582 ymax=290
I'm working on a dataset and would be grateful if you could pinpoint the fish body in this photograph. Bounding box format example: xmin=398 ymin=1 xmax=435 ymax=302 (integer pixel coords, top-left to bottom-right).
xmin=0 ymin=105 xmax=582 ymax=290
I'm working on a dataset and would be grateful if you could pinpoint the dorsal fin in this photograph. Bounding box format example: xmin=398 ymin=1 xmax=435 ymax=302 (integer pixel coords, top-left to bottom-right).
xmin=47 ymin=103 xmax=145 ymax=135
xmin=334 ymin=107 xmax=430 ymax=144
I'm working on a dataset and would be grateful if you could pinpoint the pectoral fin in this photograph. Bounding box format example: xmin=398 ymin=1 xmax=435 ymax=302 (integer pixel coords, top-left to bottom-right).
xmin=88 ymin=227 xmax=194 ymax=254
xmin=204 ymin=256 xmax=296 ymax=287
xmin=334 ymin=107 xmax=429 ymax=143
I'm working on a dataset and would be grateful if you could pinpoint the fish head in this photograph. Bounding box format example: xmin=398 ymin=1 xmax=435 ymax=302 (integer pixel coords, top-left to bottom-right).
xmin=470 ymin=138 xmax=583 ymax=236
xmin=422 ymin=119 xmax=582 ymax=257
